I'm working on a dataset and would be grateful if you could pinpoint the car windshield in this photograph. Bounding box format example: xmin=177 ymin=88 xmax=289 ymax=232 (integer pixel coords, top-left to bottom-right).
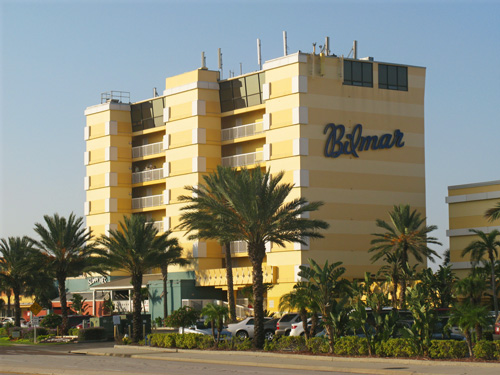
xmin=279 ymin=314 xmax=297 ymax=323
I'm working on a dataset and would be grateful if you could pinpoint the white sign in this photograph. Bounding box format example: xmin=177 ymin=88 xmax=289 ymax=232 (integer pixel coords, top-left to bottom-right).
xmin=32 ymin=317 xmax=40 ymax=327
xmin=88 ymin=276 xmax=107 ymax=286
xmin=112 ymin=315 xmax=121 ymax=325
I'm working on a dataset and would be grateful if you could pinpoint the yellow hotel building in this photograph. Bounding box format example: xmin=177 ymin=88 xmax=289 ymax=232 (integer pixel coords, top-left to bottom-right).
xmin=84 ymin=49 xmax=426 ymax=315
xmin=447 ymin=180 xmax=500 ymax=278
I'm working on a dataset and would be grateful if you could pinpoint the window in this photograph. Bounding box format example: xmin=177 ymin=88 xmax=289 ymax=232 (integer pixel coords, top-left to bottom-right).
xmin=378 ymin=64 xmax=408 ymax=91
xmin=131 ymin=97 xmax=166 ymax=132
xmin=344 ymin=60 xmax=373 ymax=87
xmin=219 ymin=72 xmax=265 ymax=112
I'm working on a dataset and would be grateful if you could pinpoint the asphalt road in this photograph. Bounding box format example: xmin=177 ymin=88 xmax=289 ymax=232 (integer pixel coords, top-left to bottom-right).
xmin=0 ymin=343 xmax=358 ymax=375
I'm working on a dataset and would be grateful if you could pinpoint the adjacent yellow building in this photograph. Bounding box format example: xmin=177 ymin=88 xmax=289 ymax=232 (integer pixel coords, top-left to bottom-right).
xmin=84 ymin=48 xmax=426 ymax=314
xmin=447 ymin=180 xmax=500 ymax=277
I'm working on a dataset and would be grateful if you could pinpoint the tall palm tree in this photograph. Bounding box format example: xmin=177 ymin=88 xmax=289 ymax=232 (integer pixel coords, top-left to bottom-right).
xmin=369 ymin=204 xmax=441 ymax=307
xmin=180 ymin=167 xmax=329 ymax=349
xmin=178 ymin=166 xmax=238 ymax=322
xmin=0 ymin=237 xmax=41 ymax=326
xmin=32 ymin=213 xmax=102 ymax=334
xmin=98 ymin=215 xmax=182 ymax=342
xmin=160 ymin=245 xmax=190 ymax=319
xmin=462 ymin=229 xmax=500 ymax=316
xmin=298 ymin=258 xmax=349 ymax=353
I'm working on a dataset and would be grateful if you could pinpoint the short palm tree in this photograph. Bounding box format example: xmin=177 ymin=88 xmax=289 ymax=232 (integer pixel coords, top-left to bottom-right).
xmin=462 ymin=229 xmax=500 ymax=316
xmin=298 ymin=258 xmax=348 ymax=353
xmin=369 ymin=204 xmax=441 ymax=307
xmin=178 ymin=166 xmax=239 ymax=322
xmin=485 ymin=203 xmax=500 ymax=222
xmin=279 ymin=287 xmax=318 ymax=340
xmin=98 ymin=215 xmax=182 ymax=342
xmin=161 ymin=245 xmax=190 ymax=319
xmin=200 ymin=303 xmax=229 ymax=343
xmin=180 ymin=167 xmax=329 ymax=349
xmin=0 ymin=237 xmax=42 ymax=326
xmin=32 ymin=213 xmax=102 ymax=334
xmin=449 ymin=302 xmax=490 ymax=357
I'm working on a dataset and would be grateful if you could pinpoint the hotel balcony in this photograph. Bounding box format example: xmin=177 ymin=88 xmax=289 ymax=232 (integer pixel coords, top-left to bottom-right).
xmin=132 ymin=168 xmax=164 ymax=184
xmin=196 ymin=265 xmax=277 ymax=287
xmin=221 ymin=121 xmax=264 ymax=142
xmin=149 ymin=221 xmax=164 ymax=233
xmin=132 ymin=142 xmax=163 ymax=159
xmin=132 ymin=194 xmax=163 ymax=209
xmin=221 ymin=151 xmax=263 ymax=168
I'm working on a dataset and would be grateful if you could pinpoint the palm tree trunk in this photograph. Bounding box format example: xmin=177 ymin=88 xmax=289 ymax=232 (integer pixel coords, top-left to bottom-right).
xmin=250 ymin=245 xmax=265 ymax=349
xmin=161 ymin=266 xmax=169 ymax=320
xmin=7 ymin=290 xmax=11 ymax=316
xmin=132 ymin=273 xmax=143 ymax=342
xmin=490 ymin=254 xmax=499 ymax=316
xmin=58 ymin=276 xmax=68 ymax=335
xmin=309 ymin=313 xmax=318 ymax=339
xmin=224 ymin=242 xmax=236 ymax=322
xmin=392 ymin=274 xmax=399 ymax=309
xmin=13 ymin=286 xmax=21 ymax=327
xmin=325 ymin=323 xmax=335 ymax=353
xmin=475 ymin=322 xmax=483 ymax=341
xmin=300 ymin=308 xmax=309 ymax=340
xmin=465 ymin=330 xmax=473 ymax=357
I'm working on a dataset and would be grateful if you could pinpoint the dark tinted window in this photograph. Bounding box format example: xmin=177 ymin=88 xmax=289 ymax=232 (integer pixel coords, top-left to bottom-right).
xmin=344 ymin=60 xmax=373 ymax=87
xmin=218 ymin=72 xmax=265 ymax=112
xmin=378 ymin=64 xmax=408 ymax=91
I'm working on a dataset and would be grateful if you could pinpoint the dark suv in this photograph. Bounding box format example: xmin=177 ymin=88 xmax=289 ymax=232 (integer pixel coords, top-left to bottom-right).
xmin=275 ymin=313 xmax=300 ymax=337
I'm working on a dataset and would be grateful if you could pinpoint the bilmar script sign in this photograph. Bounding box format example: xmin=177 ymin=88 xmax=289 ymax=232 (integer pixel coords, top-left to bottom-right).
xmin=324 ymin=123 xmax=404 ymax=158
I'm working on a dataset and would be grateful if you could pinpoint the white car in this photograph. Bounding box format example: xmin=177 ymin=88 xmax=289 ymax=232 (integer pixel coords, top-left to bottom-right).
xmin=181 ymin=320 xmax=232 ymax=340
xmin=289 ymin=317 xmax=323 ymax=336
xmin=227 ymin=317 xmax=272 ymax=339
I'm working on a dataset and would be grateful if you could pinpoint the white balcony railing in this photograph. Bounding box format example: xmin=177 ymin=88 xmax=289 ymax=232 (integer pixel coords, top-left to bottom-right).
xmin=113 ymin=300 xmax=149 ymax=313
xmin=221 ymin=151 xmax=263 ymax=168
xmin=221 ymin=121 xmax=263 ymax=141
xmin=150 ymin=221 xmax=164 ymax=233
xmin=132 ymin=194 xmax=163 ymax=209
xmin=132 ymin=142 xmax=163 ymax=158
xmin=132 ymin=168 xmax=164 ymax=184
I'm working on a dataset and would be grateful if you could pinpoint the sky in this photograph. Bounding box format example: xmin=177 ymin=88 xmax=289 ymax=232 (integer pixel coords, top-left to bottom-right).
xmin=1 ymin=0 xmax=499 ymax=267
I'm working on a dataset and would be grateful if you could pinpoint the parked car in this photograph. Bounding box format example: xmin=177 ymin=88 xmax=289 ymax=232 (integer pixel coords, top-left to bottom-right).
xmin=227 ymin=317 xmax=272 ymax=339
xmin=263 ymin=318 xmax=279 ymax=341
xmin=0 ymin=317 xmax=28 ymax=327
xmin=493 ymin=313 xmax=500 ymax=340
xmin=182 ymin=320 xmax=232 ymax=340
xmin=275 ymin=313 xmax=300 ymax=337
xmin=290 ymin=317 xmax=323 ymax=336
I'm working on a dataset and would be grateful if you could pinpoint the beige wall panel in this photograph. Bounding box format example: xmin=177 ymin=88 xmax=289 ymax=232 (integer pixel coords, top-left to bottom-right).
xmin=265 ymin=63 xmax=300 ymax=81
xmin=170 ymin=103 xmax=192 ymax=121
xmin=449 ymin=184 xmax=500 ymax=196
xmin=313 ymin=202 xmax=424 ymax=222
xmin=89 ymin=149 xmax=105 ymax=163
xmin=450 ymin=236 xmax=480 ymax=251
xmin=117 ymin=148 xmax=131 ymax=160
xmin=86 ymin=136 xmax=131 ymax=151
xmin=206 ymin=129 xmax=220 ymax=143
xmin=86 ymin=187 xmax=131 ymax=201
xmin=86 ymin=162 xmax=131 ymax=175
xmin=270 ymin=139 xmax=293 ymax=159
xmin=265 ymin=96 xmax=301 ymax=113
xmin=309 ymin=170 xmax=425 ymax=192
xmin=266 ymin=251 xmax=302 ymax=266
xmin=301 ymin=156 xmax=424 ymax=177
xmin=269 ymin=77 xmax=292 ymax=99
xmin=449 ymin=215 xmax=493 ymax=229
xmin=269 ymin=109 xmax=293 ymax=129
xmin=170 ymin=158 xmax=192 ymax=175
xmin=117 ymin=174 xmax=131 ymax=185
xmin=89 ymin=175 xmax=105 ymax=189
xmin=266 ymin=158 xmax=301 ymax=173
xmin=170 ymin=130 xmax=192 ymax=148
xmin=449 ymin=200 xmax=498 ymax=218
xmin=117 ymin=199 xmax=131 ymax=211
xmin=303 ymin=95 xmax=424 ymax=118
xmin=197 ymin=145 xmax=222 ymax=159
xmin=90 ymin=200 xmax=105 ymax=214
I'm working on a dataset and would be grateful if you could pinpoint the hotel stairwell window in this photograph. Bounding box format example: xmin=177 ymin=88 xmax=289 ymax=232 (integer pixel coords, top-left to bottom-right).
xmin=378 ymin=64 xmax=408 ymax=91
xmin=343 ymin=60 xmax=373 ymax=87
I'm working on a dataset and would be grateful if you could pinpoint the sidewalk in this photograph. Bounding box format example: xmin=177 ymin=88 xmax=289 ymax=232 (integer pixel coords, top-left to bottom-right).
xmin=71 ymin=345 xmax=500 ymax=375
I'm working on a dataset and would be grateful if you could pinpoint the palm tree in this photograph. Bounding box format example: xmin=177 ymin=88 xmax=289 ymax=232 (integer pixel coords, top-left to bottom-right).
xmin=279 ymin=287 xmax=318 ymax=340
xmin=462 ymin=229 xmax=500 ymax=316
xmin=449 ymin=302 xmax=490 ymax=357
xmin=201 ymin=302 xmax=229 ymax=343
xmin=298 ymin=258 xmax=349 ymax=353
xmin=369 ymin=204 xmax=441 ymax=307
xmin=178 ymin=166 xmax=240 ymax=322
xmin=160 ymin=245 xmax=190 ymax=320
xmin=32 ymin=213 xmax=102 ymax=334
xmin=485 ymin=202 xmax=500 ymax=222
xmin=180 ymin=167 xmax=329 ymax=349
xmin=98 ymin=215 xmax=182 ymax=342
xmin=0 ymin=237 xmax=41 ymax=326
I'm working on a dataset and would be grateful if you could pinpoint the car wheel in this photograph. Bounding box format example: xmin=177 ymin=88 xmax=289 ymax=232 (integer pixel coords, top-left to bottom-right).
xmin=265 ymin=330 xmax=274 ymax=341
xmin=236 ymin=330 xmax=249 ymax=339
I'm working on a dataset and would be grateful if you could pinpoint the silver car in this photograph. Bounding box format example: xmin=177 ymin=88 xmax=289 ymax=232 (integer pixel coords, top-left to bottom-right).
xmin=181 ymin=320 xmax=232 ymax=340
xmin=227 ymin=317 xmax=272 ymax=339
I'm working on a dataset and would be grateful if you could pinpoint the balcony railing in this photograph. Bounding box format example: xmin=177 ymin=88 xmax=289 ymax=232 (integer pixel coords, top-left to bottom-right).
xmin=150 ymin=221 xmax=164 ymax=233
xmin=221 ymin=121 xmax=263 ymax=141
xmin=132 ymin=168 xmax=164 ymax=184
xmin=132 ymin=142 xmax=163 ymax=158
xmin=221 ymin=151 xmax=263 ymax=168
xmin=132 ymin=195 xmax=163 ymax=209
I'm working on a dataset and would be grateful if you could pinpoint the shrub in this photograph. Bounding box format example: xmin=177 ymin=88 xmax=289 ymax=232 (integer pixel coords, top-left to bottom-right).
xmin=197 ymin=335 xmax=216 ymax=349
xmin=306 ymin=337 xmax=329 ymax=354
xmin=175 ymin=333 xmax=199 ymax=349
xmin=263 ymin=339 xmax=277 ymax=352
xmin=234 ymin=338 xmax=252 ymax=351
xmin=77 ymin=327 xmax=106 ymax=341
xmin=428 ymin=340 xmax=468 ymax=359
xmin=376 ymin=338 xmax=418 ymax=358
xmin=22 ymin=327 xmax=49 ymax=340
xmin=68 ymin=328 xmax=79 ymax=336
xmin=40 ymin=313 xmax=62 ymax=329
xmin=0 ymin=327 xmax=8 ymax=336
xmin=473 ymin=340 xmax=497 ymax=360
xmin=163 ymin=333 xmax=177 ymax=348
xmin=334 ymin=336 xmax=368 ymax=356
xmin=271 ymin=336 xmax=307 ymax=352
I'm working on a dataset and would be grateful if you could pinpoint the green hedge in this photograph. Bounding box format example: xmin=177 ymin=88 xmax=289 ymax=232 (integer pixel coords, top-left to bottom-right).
xmin=334 ymin=336 xmax=369 ymax=356
xmin=264 ymin=336 xmax=308 ymax=352
xmin=473 ymin=340 xmax=500 ymax=360
xmin=428 ymin=340 xmax=468 ymax=359
xmin=78 ymin=327 xmax=106 ymax=341
xmin=375 ymin=338 xmax=418 ymax=357
xmin=149 ymin=333 xmax=252 ymax=350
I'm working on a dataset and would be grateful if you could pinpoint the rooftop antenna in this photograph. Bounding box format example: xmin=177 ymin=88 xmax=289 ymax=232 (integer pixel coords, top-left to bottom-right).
xmin=325 ymin=37 xmax=330 ymax=56
xmin=353 ymin=40 xmax=357 ymax=59
xmin=153 ymin=87 xmax=158 ymax=97
xmin=218 ymin=48 xmax=223 ymax=78
xmin=201 ymin=51 xmax=206 ymax=68
xmin=257 ymin=38 xmax=262 ymax=70
xmin=283 ymin=31 xmax=288 ymax=56
xmin=240 ymin=62 xmax=242 ymax=76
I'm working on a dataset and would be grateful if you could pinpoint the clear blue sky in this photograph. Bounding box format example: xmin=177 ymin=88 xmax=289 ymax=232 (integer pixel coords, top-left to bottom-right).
xmin=1 ymin=0 xmax=499 ymax=266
